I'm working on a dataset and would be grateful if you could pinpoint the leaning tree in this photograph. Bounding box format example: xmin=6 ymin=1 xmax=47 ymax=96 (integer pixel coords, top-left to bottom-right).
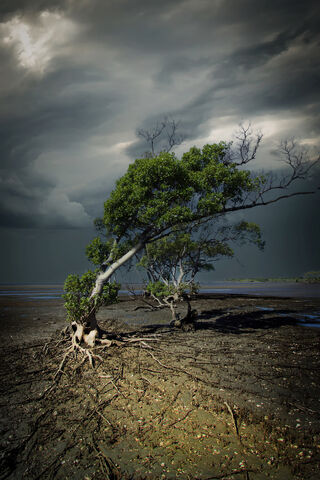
xmin=64 ymin=127 xmax=319 ymax=347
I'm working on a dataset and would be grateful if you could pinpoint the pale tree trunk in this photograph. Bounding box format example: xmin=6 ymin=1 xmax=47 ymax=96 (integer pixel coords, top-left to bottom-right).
xmin=72 ymin=241 xmax=145 ymax=347
xmin=164 ymin=292 xmax=180 ymax=327
xmin=169 ymin=299 xmax=179 ymax=326
xmin=90 ymin=240 xmax=145 ymax=298
xmin=72 ymin=307 xmax=100 ymax=348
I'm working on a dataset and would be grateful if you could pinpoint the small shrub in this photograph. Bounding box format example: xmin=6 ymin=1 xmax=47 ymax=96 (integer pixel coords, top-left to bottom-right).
xmin=63 ymin=271 xmax=120 ymax=323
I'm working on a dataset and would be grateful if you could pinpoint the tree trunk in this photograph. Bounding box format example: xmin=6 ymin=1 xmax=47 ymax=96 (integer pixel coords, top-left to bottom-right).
xmin=91 ymin=241 xmax=145 ymax=298
xmin=73 ymin=241 xmax=146 ymax=347
xmin=175 ymin=296 xmax=197 ymax=331
xmin=169 ymin=301 xmax=180 ymax=326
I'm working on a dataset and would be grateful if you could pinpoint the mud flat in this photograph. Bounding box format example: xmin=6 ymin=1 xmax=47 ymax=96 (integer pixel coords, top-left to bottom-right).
xmin=1 ymin=292 xmax=320 ymax=479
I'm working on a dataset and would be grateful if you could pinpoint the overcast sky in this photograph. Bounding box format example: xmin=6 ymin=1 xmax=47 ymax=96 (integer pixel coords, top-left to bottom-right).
xmin=0 ymin=0 xmax=319 ymax=284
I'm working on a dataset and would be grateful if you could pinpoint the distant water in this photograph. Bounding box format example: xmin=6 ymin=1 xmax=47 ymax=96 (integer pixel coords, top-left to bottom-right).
xmin=199 ymin=282 xmax=320 ymax=299
xmin=0 ymin=281 xmax=320 ymax=300
xmin=0 ymin=286 xmax=64 ymax=300
xmin=1 ymin=282 xmax=319 ymax=329
xmin=0 ymin=281 xmax=319 ymax=300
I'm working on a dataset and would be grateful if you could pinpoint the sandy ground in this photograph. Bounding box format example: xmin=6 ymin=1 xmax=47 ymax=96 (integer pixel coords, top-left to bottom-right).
xmin=0 ymin=292 xmax=320 ymax=479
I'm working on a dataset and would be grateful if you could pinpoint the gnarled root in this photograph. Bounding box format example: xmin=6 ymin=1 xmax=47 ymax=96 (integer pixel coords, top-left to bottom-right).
xmin=54 ymin=341 xmax=104 ymax=382
xmin=171 ymin=307 xmax=198 ymax=332
xmin=39 ymin=340 xmax=104 ymax=399
xmin=71 ymin=322 xmax=112 ymax=348
xmin=52 ymin=321 xmax=113 ymax=384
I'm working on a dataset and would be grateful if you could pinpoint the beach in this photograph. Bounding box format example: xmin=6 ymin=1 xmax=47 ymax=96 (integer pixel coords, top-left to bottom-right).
xmin=0 ymin=287 xmax=320 ymax=479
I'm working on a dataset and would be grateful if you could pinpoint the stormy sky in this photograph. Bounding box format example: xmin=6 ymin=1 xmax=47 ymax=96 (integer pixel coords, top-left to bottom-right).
xmin=0 ymin=0 xmax=319 ymax=284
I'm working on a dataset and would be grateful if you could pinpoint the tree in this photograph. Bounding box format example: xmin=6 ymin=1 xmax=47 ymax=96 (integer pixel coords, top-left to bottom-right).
xmin=137 ymin=221 xmax=264 ymax=328
xmin=64 ymin=125 xmax=319 ymax=346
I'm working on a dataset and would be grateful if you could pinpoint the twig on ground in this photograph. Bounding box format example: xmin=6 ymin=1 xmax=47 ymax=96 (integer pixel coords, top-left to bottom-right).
xmin=110 ymin=378 xmax=126 ymax=398
xmin=286 ymin=400 xmax=318 ymax=414
xmin=141 ymin=375 xmax=151 ymax=384
xmin=54 ymin=346 xmax=74 ymax=379
xmin=224 ymin=401 xmax=240 ymax=438
xmin=165 ymin=409 xmax=193 ymax=428
xmin=95 ymin=409 xmax=113 ymax=427
xmin=205 ymin=469 xmax=255 ymax=479
xmin=145 ymin=350 xmax=172 ymax=369
xmin=39 ymin=341 xmax=105 ymax=399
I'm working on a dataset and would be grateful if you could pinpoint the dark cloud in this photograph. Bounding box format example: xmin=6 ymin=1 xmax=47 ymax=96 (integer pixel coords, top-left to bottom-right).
xmin=0 ymin=168 xmax=92 ymax=228
xmin=0 ymin=0 xmax=64 ymax=21
xmin=0 ymin=0 xmax=319 ymax=281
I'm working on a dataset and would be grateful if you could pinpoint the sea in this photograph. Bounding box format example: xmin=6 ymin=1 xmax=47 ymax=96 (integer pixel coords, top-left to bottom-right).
xmin=1 ymin=281 xmax=319 ymax=328
xmin=1 ymin=281 xmax=319 ymax=299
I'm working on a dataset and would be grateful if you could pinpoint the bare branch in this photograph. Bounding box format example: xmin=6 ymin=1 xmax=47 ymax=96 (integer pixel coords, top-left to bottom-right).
xmin=225 ymin=128 xmax=320 ymax=210
xmin=225 ymin=190 xmax=316 ymax=213
xmin=137 ymin=117 xmax=184 ymax=157
xmin=137 ymin=121 xmax=166 ymax=157
xmin=233 ymin=123 xmax=263 ymax=166
xmin=163 ymin=117 xmax=184 ymax=153
xmin=277 ymin=139 xmax=320 ymax=184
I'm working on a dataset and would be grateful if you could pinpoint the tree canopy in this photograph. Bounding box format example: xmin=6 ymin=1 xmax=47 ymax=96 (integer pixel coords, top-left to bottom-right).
xmin=102 ymin=143 xmax=263 ymax=243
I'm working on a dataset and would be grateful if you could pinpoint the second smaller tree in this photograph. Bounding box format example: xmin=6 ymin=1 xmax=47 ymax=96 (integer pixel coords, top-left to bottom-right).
xmin=138 ymin=220 xmax=265 ymax=328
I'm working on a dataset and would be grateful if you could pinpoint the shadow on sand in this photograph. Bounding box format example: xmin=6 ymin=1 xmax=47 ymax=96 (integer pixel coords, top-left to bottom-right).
xmin=112 ymin=307 xmax=299 ymax=338
xmin=198 ymin=309 xmax=298 ymax=333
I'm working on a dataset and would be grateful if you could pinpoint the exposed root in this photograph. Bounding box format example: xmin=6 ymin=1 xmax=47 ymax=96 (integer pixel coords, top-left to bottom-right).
xmin=61 ymin=342 xmax=104 ymax=372
xmin=39 ymin=341 xmax=105 ymax=399
xmin=38 ymin=329 xmax=165 ymax=403
xmin=42 ymin=333 xmax=157 ymax=397
xmin=54 ymin=345 xmax=74 ymax=379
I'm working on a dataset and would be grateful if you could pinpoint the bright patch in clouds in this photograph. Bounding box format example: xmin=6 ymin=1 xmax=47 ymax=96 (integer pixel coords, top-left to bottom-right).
xmin=1 ymin=11 xmax=79 ymax=73
xmin=40 ymin=189 xmax=92 ymax=228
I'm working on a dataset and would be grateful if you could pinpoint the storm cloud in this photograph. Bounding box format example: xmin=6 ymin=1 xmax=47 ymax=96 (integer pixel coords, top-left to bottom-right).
xmin=0 ymin=0 xmax=319 ymax=281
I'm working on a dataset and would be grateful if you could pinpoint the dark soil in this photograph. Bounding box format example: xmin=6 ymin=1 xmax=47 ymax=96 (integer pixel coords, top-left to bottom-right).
xmin=1 ymin=292 xmax=320 ymax=479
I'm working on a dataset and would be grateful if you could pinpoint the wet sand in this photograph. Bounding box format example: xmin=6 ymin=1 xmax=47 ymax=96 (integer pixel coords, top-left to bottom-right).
xmin=1 ymin=291 xmax=320 ymax=479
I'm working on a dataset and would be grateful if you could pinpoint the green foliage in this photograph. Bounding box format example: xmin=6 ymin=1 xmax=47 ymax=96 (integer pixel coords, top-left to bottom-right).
xmin=139 ymin=231 xmax=218 ymax=281
xmin=86 ymin=237 xmax=113 ymax=266
xmin=101 ymin=144 xmax=264 ymax=240
xmin=138 ymin=220 xmax=263 ymax=290
xmin=233 ymin=221 xmax=265 ymax=250
xmin=303 ymin=271 xmax=320 ymax=283
xmin=83 ymin=143 xmax=266 ymax=280
xmin=146 ymin=281 xmax=175 ymax=299
xmin=63 ymin=271 xmax=120 ymax=323
xmin=146 ymin=280 xmax=199 ymax=300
